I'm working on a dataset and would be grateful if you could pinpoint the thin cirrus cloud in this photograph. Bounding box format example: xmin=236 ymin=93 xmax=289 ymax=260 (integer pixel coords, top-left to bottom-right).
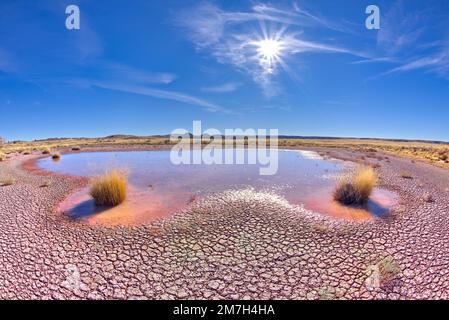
xmin=93 ymin=61 xmax=177 ymax=85
xmin=201 ymin=82 xmax=241 ymax=93
xmin=93 ymin=82 xmax=229 ymax=113
xmin=65 ymin=78 xmax=229 ymax=114
xmin=370 ymin=52 xmax=449 ymax=81
xmin=369 ymin=0 xmax=449 ymax=81
xmin=53 ymin=59 xmax=228 ymax=113
xmin=175 ymin=2 xmax=364 ymax=96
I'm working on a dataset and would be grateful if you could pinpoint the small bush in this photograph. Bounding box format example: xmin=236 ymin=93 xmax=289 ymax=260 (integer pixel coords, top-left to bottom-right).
xmin=90 ymin=170 xmax=127 ymax=206
xmin=0 ymin=153 xmax=4 ymax=161
xmin=40 ymin=181 xmax=52 ymax=188
xmin=371 ymin=163 xmax=381 ymax=169
xmin=333 ymin=182 xmax=361 ymax=205
xmin=1 ymin=178 xmax=15 ymax=186
xmin=421 ymin=193 xmax=434 ymax=203
xmin=353 ymin=167 xmax=377 ymax=200
xmin=334 ymin=167 xmax=377 ymax=205
xmin=52 ymin=152 xmax=61 ymax=160
xmin=71 ymin=147 xmax=81 ymax=151
xmin=400 ymin=172 xmax=413 ymax=179
xmin=378 ymin=257 xmax=400 ymax=284
xmin=42 ymin=148 xmax=51 ymax=155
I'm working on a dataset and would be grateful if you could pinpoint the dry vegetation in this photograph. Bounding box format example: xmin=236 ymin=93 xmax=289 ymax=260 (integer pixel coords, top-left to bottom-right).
xmin=279 ymin=138 xmax=449 ymax=169
xmin=1 ymin=177 xmax=15 ymax=186
xmin=0 ymin=136 xmax=448 ymax=168
xmin=51 ymin=152 xmax=61 ymax=160
xmin=400 ymin=172 xmax=413 ymax=179
xmin=334 ymin=167 xmax=377 ymax=205
xmin=378 ymin=257 xmax=401 ymax=284
xmin=90 ymin=170 xmax=127 ymax=206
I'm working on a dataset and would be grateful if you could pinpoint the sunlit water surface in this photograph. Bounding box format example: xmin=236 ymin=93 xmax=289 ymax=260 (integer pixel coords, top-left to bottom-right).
xmin=38 ymin=150 xmax=397 ymax=226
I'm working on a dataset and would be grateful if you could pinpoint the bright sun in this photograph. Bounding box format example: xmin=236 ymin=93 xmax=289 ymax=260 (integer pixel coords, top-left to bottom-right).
xmin=257 ymin=39 xmax=282 ymax=60
xmin=253 ymin=38 xmax=284 ymax=74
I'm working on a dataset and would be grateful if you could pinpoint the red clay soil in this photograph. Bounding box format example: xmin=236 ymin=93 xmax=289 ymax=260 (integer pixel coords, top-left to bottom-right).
xmin=0 ymin=147 xmax=448 ymax=299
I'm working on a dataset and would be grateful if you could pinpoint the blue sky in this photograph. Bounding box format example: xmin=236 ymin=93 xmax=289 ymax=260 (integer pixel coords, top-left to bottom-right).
xmin=1 ymin=0 xmax=448 ymax=141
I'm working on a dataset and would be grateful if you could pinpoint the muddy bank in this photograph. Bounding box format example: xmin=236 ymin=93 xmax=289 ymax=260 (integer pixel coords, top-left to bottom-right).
xmin=0 ymin=147 xmax=448 ymax=299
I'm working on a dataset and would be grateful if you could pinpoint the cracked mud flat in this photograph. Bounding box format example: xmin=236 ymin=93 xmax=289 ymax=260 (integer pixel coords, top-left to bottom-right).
xmin=0 ymin=148 xmax=448 ymax=300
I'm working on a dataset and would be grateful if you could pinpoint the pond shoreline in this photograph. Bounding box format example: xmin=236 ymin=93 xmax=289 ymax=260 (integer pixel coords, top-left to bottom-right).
xmin=0 ymin=145 xmax=448 ymax=299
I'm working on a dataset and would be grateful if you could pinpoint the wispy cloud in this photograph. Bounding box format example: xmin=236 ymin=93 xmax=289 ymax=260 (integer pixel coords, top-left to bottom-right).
xmin=371 ymin=51 xmax=449 ymax=80
xmin=175 ymin=2 xmax=363 ymax=96
xmin=201 ymin=82 xmax=241 ymax=93
xmin=376 ymin=0 xmax=429 ymax=55
xmin=92 ymin=61 xmax=177 ymax=85
xmin=176 ymin=1 xmax=355 ymax=49
xmin=94 ymin=82 xmax=228 ymax=113
xmin=368 ymin=0 xmax=449 ymax=81
xmin=350 ymin=57 xmax=397 ymax=65
xmin=65 ymin=77 xmax=228 ymax=113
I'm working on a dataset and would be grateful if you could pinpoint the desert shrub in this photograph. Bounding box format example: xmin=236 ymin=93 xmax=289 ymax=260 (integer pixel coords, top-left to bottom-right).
xmin=42 ymin=148 xmax=51 ymax=155
xmin=400 ymin=172 xmax=413 ymax=179
xmin=1 ymin=177 xmax=15 ymax=186
xmin=333 ymin=182 xmax=361 ymax=205
xmin=0 ymin=153 xmax=4 ymax=161
xmin=40 ymin=181 xmax=52 ymax=188
xmin=334 ymin=167 xmax=377 ymax=205
xmin=378 ymin=257 xmax=400 ymax=284
xmin=71 ymin=147 xmax=81 ymax=151
xmin=52 ymin=152 xmax=61 ymax=160
xmin=438 ymin=150 xmax=448 ymax=161
xmin=421 ymin=193 xmax=434 ymax=203
xmin=353 ymin=167 xmax=377 ymax=200
xmin=90 ymin=170 xmax=127 ymax=206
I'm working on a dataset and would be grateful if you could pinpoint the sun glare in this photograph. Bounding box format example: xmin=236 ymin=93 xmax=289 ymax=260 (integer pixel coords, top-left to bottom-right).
xmin=257 ymin=39 xmax=282 ymax=60
xmin=253 ymin=37 xmax=285 ymax=74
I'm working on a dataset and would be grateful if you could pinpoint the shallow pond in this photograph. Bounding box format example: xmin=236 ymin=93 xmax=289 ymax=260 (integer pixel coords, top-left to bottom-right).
xmin=38 ymin=149 xmax=396 ymax=226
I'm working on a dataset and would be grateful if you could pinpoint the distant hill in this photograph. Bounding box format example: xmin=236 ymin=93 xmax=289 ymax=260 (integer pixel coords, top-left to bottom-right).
xmin=24 ymin=134 xmax=448 ymax=145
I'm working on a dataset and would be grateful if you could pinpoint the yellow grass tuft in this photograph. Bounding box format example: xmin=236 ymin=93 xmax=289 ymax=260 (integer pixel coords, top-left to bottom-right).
xmin=90 ymin=170 xmax=127 ymax=206
xmin=1 ymin=177 xmax=15 ymax=186
xmin=334 ymin=166 xmax=377 ymax=205
xmin=42 ymin=148 xmax=51 ymax=155
xmin=400 ymin=171 xmax=413 ymax=179
xmin=0 ymin=152 xmax=4 ymax=161
xmin=353 ymin=167 xmax=377 ymax=200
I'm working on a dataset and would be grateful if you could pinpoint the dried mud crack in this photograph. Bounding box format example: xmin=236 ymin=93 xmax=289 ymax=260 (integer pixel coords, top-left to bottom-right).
xmin=0 ymin=148 xmax=448 ymax=300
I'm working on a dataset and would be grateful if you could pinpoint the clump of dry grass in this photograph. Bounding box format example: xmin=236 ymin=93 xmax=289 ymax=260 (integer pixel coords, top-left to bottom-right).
xmin=1 ymin=177 xmax=15 ymax=186
xmin=437 ymin=149 xmax=448 ymax=161
xmin=0 ymin=152 xmax=4 ymax=162
xmin=400 ymin=171 xmax=413 ymax=179
xmin=378 ymin=256 xmax=401 ymax=284
xmin=421 ymin=193 xmax=434 ymax=203
xmin=42 ymin=148 xmax=51 ymax=155
xmin=90 ymin=170 xmax=127 ymax=206
xmin=40 ymin=181 xmax=52 ymax=188
xmin=52 ymin=152 xmax=61 ymax=160
xmin=71 ymin=147 xmax=81 ymax=151
xmin=334 ymin=166 xmax=377 ymax=205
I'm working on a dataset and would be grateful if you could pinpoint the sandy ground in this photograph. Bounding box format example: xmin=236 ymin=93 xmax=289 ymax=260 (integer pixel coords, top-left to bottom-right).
xmin=0 ymin=147 xmax=448 ymax=300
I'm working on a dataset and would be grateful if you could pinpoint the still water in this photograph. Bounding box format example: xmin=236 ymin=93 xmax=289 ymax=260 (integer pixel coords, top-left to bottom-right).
xmin=38 ymin=150 xmax=396 ymax=226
